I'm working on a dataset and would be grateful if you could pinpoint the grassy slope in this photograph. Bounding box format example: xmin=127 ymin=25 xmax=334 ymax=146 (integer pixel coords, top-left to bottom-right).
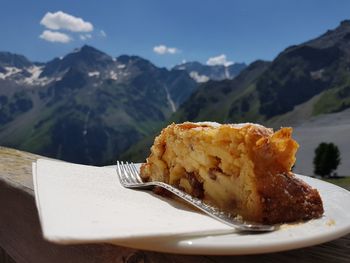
xmin=324 ymin=177 xmax=350 ymax=191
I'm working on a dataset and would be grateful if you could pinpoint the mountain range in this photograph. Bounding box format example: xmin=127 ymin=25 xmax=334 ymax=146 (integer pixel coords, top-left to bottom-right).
xmin=0 ymin=45 xmax=245 ymax=165
xmin=1 ymin=20 xmax=350 ymax=167
xmin=174 ymin=20 xmax=350 ymax=125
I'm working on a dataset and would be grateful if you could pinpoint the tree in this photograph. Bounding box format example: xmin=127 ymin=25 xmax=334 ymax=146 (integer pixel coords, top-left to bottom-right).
xmin=313 ymin=142 xmax=341 ymax=177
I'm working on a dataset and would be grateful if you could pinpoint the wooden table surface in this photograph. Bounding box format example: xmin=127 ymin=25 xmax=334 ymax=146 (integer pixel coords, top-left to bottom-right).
xmin=0 ymin=146 xmax=349 ymax=263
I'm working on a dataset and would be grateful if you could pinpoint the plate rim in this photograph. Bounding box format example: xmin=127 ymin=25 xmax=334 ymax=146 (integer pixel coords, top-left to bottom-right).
xmin=108 ymin=171 xmax=350 ymax=255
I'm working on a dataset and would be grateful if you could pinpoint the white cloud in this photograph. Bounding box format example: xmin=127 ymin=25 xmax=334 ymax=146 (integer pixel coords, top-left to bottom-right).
xmin=40 ymin=11 xmax=93 ymax=32
xmin=79 ymin=33 xmax=92 ymax=40
xmin=190 ymin=71 xmax=209 ymax=83
xmin=167 ymin=47 xmax=178 ymax=54
xmin=206 ymin=54 xmax=234 ymax=67
xmin=153 ymin=44 xmax=179 ymax=55
xmin=100 ymin=30 xmax=107 ymax=37
xmin=39 ymin=30 xmax=72 ymax=43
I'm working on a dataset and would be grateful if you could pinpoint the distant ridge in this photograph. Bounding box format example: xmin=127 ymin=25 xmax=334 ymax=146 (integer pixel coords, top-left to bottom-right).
xmin=173 ymin=61 xmax=246 ymax=82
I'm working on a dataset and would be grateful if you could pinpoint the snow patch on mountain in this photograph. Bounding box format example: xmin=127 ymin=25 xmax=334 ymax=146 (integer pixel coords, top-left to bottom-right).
xmin=224 ymin=66 xmax=230 ymax=79
xmin=0 ymin=66 xmax=54 ymax=86
xmin=23 ymin=66 xmax=43 ymax=85
xmin=88 ymin=71 xmax=100 ymax=77
xmin=0 ymin=67 xmax=22 ymax=79
xmin=110 ymin=70 xmax=118 ymax=80
xmin=164 ymin=85 xmax=176 ymax=112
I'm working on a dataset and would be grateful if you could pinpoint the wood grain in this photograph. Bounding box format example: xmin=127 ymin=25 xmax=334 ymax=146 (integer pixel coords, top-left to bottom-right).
xmin=0 ymin=146 xmax=349 ymax=263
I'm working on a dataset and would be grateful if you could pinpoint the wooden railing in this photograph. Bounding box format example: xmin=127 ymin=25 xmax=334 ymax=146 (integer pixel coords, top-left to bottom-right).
xmin=0 ymin=146 xmax=349 ymax=263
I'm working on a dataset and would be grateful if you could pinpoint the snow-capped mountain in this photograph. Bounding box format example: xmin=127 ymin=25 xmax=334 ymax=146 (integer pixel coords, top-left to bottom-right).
xmin=0 ymin=45 xmax=197 ymax=165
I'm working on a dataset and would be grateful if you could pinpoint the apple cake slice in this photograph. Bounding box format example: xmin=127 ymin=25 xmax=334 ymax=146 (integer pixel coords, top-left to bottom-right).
xmin=140 ymin=122 xmax=323 ymax=224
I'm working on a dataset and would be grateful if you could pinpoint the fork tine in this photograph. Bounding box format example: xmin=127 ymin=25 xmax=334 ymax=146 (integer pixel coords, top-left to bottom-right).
xmin=116 ymin=161 xmax=126 ymax=185
xmin=118 ymin=161 xmax=132 ymax=184
xmin=124 ymin=162 xmax=139 ymax=184
xmin=120 ymin=162 xmax=133 ymax=184
xmin=129 ymin=163 xmax=143 ymax=183
xmin=125 ymin=162 xmax=140 ymax=183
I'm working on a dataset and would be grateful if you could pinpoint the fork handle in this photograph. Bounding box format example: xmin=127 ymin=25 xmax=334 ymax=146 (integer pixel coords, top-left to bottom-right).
xmin=139 ymin=181 xmax=275 ymax=232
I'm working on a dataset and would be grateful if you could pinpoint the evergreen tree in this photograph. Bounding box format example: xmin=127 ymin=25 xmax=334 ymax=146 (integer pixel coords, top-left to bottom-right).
xmin=313 ymin=142 xmax=341 ymax=177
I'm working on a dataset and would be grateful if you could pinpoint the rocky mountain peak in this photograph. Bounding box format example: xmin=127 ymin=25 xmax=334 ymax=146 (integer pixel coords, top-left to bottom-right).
xmin=77 ymin=45 xmax=110 ymax=58
xmin=65 ymin=45 xmax=113 ymax=65
xmin=40 ymin=46 xmax=114 ymax=78
xmin=117 ymin=54 xmax=151 ymax=64
xmin=340 ymin=19 xmax=350 ymax=27
xmin=299 ymin=20 xmax=350 ymax=51
xmin=0 ymin=52 xmax=33 ymax=68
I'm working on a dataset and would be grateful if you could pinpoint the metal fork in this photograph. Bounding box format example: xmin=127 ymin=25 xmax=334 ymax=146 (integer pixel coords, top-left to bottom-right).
xmin=116 ymin=161 xmax=276 ymax=232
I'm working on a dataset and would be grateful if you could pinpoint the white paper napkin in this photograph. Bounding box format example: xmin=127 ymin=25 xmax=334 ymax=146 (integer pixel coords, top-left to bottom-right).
xmin=33 ymin=159 xmax=232 ymax=244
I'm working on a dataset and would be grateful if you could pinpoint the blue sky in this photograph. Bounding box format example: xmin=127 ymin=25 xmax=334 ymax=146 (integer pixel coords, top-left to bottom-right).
xmin=1 ymin=0 xmax=350 ymax=68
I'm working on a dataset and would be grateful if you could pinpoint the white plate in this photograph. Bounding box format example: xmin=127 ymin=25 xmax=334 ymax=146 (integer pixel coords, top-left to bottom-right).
xmin=110 ymin=174 xmax=350 ymax=255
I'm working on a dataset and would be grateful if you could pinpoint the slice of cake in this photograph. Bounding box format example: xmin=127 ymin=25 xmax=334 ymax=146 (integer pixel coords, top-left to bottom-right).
xmin=140 ymin=122 xmax=323 ymax=224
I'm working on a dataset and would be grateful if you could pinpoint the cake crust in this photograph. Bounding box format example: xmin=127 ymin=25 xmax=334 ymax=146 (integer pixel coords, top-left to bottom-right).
xmin=140 ymin=122 xmax=324 ymax=224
